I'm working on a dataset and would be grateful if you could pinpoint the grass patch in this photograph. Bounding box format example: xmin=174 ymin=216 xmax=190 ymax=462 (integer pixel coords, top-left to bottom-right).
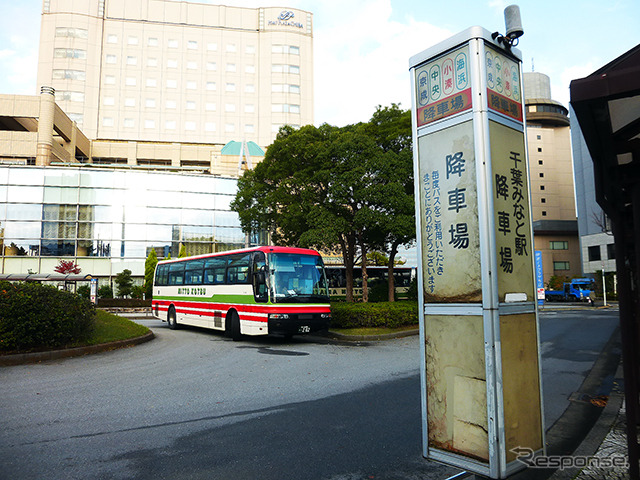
xmin=67 ymin=310 xmax=150 ymax=347
xmin=330 ymin=325 xmax=418 ymax=337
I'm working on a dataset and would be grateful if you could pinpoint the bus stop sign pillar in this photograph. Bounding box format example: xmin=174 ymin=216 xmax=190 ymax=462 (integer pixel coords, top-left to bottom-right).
xmin=409 ymin=26 xmax=544 ymax=479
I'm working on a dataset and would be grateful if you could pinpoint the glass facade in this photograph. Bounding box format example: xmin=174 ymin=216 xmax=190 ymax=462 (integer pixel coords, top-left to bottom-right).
xmin=0 ymin=166 xmax=261 ymax=275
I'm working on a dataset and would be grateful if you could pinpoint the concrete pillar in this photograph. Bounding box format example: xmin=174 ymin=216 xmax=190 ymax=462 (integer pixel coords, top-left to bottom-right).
xmin=36 ymin=86 xmax=56 ymax=166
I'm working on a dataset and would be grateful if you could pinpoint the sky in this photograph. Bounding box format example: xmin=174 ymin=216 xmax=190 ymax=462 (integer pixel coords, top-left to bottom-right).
xmin=0 ymin=0 xmax=638 ymax=127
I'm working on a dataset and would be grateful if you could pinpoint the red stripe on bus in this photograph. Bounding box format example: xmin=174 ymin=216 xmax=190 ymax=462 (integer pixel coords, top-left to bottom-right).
xmin=153 ymin=299 xmax=329 ymax=315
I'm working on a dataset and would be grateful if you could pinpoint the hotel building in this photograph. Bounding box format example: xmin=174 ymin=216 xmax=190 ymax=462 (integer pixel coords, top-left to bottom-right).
xmin=0 ymin=0 xmax=313 ymax=285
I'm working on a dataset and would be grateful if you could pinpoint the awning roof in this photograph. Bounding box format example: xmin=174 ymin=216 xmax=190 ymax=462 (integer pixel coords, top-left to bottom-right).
xmin=0 ymin=274 xmax=94 ymax=282
xmin=220 ymin=140 xmax=265 ymax=156
xmin=570 ymin=44 xmax=640 ymax=215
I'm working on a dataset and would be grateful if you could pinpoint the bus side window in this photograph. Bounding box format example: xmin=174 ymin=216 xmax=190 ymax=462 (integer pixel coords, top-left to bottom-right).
xmin=227 ymin=253 xmax=251 ymax=284
xmin=204 ymin=257 xmax=227 ymax=284
xmin=185 ymin=259 xmax=204 ymax=285
xmin=168 ymin=263 xmax=185 ymax=285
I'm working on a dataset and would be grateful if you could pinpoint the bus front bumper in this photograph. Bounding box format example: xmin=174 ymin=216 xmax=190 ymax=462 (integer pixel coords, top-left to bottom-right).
xmin=267 ymin=313 xmax=330 ymax=336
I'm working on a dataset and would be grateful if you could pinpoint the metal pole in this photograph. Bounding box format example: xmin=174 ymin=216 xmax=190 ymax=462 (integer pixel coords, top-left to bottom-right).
xmin=602 ymin=265 xmax=607 ymax=306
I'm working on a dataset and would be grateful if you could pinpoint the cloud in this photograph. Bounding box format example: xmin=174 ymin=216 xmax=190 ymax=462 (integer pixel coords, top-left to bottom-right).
xmin=312 ymin=0 xmax=451 ymax=125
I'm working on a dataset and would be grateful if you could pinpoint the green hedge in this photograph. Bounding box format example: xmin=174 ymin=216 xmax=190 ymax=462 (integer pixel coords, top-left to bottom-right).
xmin=330 ymin=301 xmax=418 ymax=329
xmin=0 ymin=281 xmax=95 ymax=352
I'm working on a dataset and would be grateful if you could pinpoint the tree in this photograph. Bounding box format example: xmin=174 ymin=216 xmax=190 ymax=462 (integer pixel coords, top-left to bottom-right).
xmin=364 ymin=105 xmax=415 ymax=301
xmin=114 ymin=269 xmax=133 ymax=298
xmin=54 ymin=260 xmax=81 ymax=275
xmin=178 ymin=244 xmax=187 ymax=258
xmin=144 ymin=248 xmax=158 ymax=299
xmin=231 ymin=105 xmax=416 ymax=302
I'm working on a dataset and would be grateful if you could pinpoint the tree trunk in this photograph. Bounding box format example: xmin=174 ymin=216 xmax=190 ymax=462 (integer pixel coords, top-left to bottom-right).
xmin=340 ymin=234 xmax=357 ymax=302
xmin=360 ymin=235 xmax=369 ymax=303
xmin=387 ymin=242 xmax=399 ymax=302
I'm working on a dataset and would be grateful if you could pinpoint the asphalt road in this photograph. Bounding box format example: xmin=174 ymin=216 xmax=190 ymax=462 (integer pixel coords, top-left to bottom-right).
xmin=0 ymin=307 xmax=620 ymax=480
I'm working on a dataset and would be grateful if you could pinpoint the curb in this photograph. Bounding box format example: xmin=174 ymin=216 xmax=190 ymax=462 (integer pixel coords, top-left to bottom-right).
xmin=326 ymin=328 xmax=419 ymax=342
xmin=0 ymin=331 xmax=155 ymax=367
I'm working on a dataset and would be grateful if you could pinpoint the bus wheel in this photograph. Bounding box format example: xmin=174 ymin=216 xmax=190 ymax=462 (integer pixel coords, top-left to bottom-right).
xmin=167 ymin=307 xmax=179 ymax=330
xmin=226 ymin=311 xmax=242 ymax=341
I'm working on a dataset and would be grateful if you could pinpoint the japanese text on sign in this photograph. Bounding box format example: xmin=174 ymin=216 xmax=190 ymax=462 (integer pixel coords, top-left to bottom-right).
xmin=416 ymin=46 xmax=472 ymax=127
xmin=486 ymin=46 xmax=523 ymax=122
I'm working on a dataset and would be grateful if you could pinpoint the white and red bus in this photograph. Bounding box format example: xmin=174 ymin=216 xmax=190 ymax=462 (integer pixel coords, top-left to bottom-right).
xmin=151 ymin=246 xmax=331 ymax=340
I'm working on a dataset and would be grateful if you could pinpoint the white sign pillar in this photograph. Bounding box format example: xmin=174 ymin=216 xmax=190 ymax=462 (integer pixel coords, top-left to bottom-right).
xmin=410 ymin=27 xmax=544 ymax=479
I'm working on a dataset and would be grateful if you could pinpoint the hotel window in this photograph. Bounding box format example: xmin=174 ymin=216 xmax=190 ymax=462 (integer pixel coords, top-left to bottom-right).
xmin=207 ymin=43 xmax=217 ymax=51
xmin=244 ymin=124 xmax=254 ymax=133
xmin=588 ymin=246 xmax=601 ymax=262
xmin=553 ymin=261 xmax=570 ymax=271
xmin=244 ymin=104 xmax=254 ymax=113
xmin=205 ymin=122 xmax=216 ymax=132
xmin=187 ymin=81 xmax=197 ymax=90
xmin=186 ymin=101 xmax=196 ymax=110
xmin=245 ymin=84 xmax=255 ymax=93
xmin=145 ymin=98 xmax=156 ymax=108
xmin=127 ymin=36 xmax=139 ymax=45
xmin=148 ymin=37 xmax=158 ymax=47
xmin=607 ymin=244 xmax=616 ymax=260
xmin=106 ymin=34 xmax=118 ymax=44
xmin=168 ymin=59 xmax=178 ymax=69
xmin=102 ymin=117 xmax=114 ymax=127
xmin=207 ymin=62 xmax=217 ymax=71
xmin=185 ymin=121 xmax=196 ymax=131
xmin=549 ymin=241 xmax=568 ymax=250
xmin=205 ymin=103 xmax=216 ymax=111
xmin=225 ymin=104 xmax=236 ymax=112
xmin=54 ymin=48 xmax=86 ymax=59
xmin=56 ymin=91 xmax=84 ymax=102
xmin=225 ymin=83 xmax=236 ymax=92
xmin=127 ymin=56 xmax=137 ymax=66
xmin=245 ymin=45 xmax=256 ymax=54
xmin=166 ymin=100 xmax=177 ymax=109
xmin=206 ymin=82 xmax=216 ymax=91
xmin=52 ymin=69 xmax=86 ymax=81
xmin=539 ymin=173 xmax=544 ymax=178
xmin=225 ymin=123 xmax=235 ymax=132
xmin=272 ymin=45 xmax=300 ymax=54
xmin=165 ymin=120 xmax=176 ymax=130
xmin=105 ymin=75 xmax=116 ymax=85
xmin=226 ymin=63 xmax=236 ymax=72
xmin=144 ymin=120 xmax=155 ymax=129
xmin=56 ymin=27 xmax=88 ymax=39
xmin=537 ymin=147 xmax=542 ymax=152
xmin=167 ymin=79 xmax=177 ymax=88
xmin=187 ymin=61 xmax=197 ymax=70
xmin=125 ymin=77 xmax=137 ymax=86
xmin=103 ymin=96 xmax=115 ymax=106
xmin=168 ymin=39 xmax=178 ymax=48
xmin=125 ymin=98 xmax=135 ymax=107
xmin=124 ymin=118 xmax=134 ymax=128
xmin=147 ymin=58 xmax=158 ymax=67
xmin=272 ymin=64 xmax=299 ymax=74
xmin=272 ymin=104 xmax=300 ymax=113
xmin=245 ymin=65 xmax=255 ymax=74
xmin=187 ymin=40 xmax=198 ymax=50
xmin=146 ymin=78 xmax=157 ymax=87
xmin=106 ymin=55 xmax=117 ymax=64
xmin=226 ymin=44 xmax=236 ymax=52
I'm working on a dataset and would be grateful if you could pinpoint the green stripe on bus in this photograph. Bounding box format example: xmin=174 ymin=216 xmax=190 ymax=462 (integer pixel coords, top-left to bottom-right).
xmin=154 ymin=294 xmax=257 ymax=304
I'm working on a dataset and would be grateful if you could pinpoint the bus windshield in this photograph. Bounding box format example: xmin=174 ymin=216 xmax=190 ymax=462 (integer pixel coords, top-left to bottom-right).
xmin=268 ymin=252 xmax=329 ymax=303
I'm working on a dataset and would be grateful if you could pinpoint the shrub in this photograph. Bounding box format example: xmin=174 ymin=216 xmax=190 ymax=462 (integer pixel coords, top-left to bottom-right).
xmin=0 ymin=281 xmax=95 ymax=352
xmin=368 ymin=279 xmax=393 ymax=303
xmin=330 ymin=301 xmax=418 ymax=329
xmin=76 ymin=284 xmax=91 ymax=299
xmin=98 ymin=285 xmax=114 ymax=299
